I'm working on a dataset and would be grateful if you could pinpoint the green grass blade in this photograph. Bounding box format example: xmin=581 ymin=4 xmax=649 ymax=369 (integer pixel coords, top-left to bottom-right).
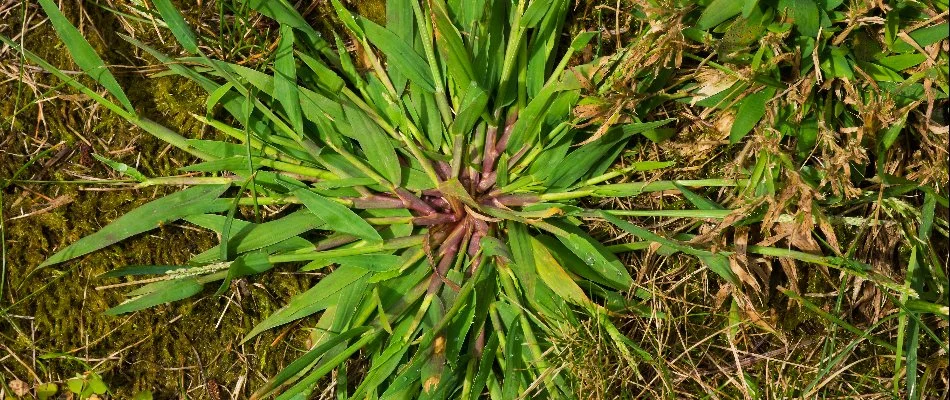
xmin=242 ymin=266 xmax=371 ymax=343
xmin=39 ymin=185 xmax=230 ymax=268
xmin=524 ymin=0 xmax=567 ymax=96
xmin=673 ymin=183 xmax=725 ymax=210
xmin=535 ymin=235 xmax=626 ymax=291
xmin=787 ymin=0 xmax=821 ymax=37
xmin=546 ymin=220 xmax=634 ymax=290
xmin=729 ymin=88 xmax=775 ymax=144
xmin=469 ymin=332 xmax=500 ymax=398
xmin=360 ymin=17 xmax=435 ymax=92
xmin=334 ymin=255 xmax=403 ymax=272
xmin=801 ymin=314 xmax=896 ymax=397
xmin=220 ymin=252 xmax=274 ymax=283
xmin=244 ymin=0 xmax=334 ymax=60
xmin=501 ymin=316 xmax=525 ymax=398
xmin=905 ymin=316 xmax=921 ymax=399
xmin=329 ymin=0 xmax=366 ymax=39
xmin=36 ymin=0 xmax=135 ymax=114
xmin=343 ymin=106 xmax=402 ymax=185
xmin=600 ymin=212 xmax=739 ymax=285
xmin=256 ymin=326 xmax=372 ymax=398
xmin=531 ymin=237 xmax=597 ymax=308
xmin=783 ymin=289 xmax=897 ymax=351
xmin=186 ymin=210 xmax=325 ymax=264
xmin=104 ymin=277 xmax=204 ymax=315
xmin=743 ymin=0 xmax=760 ymax=17
xmin=450 ymin=82 xmax=489 ymax=136
xmin=278 ymin=330 xmax=382 ymax=399
xmin=595 ymin=209 xmax=733 ymax=219
xmin=590 ymin=179 xmax=740 ymax=197
xmin=545 ymin=129 xmax=631 ymax=188
xmin=275 ymin=25 xmax=305 ymax=135
xmin=92 ymin=154 xmax=148 ymax=183
xmin=429 ymin=0 xmax=477 ymax=90
xmin=293 ymin=188 xmax=383 ymax=243
xmin=350 ymin=324 xmax=414 ymax=397
xmin=385 ymin=0 xmax=417 ymax=93
xmin=507 ymin=222 xmax=539 ymax=299
xmin=151 ymin=0 xmax=199 ymax=54
xmin=99 ymin=265 xmax=181 ymax=278
xmin=297 ymin=51 xmax=345 ymax=93
xmin=697 ymin=0 xmax=743 ymax=30
xmin=520 ymin=0 xmax=553 ymax=28
xmin=891 ymin=23 xmax=949 ymax=53
xmin=1 ymin=35 xmax=124 ymax=115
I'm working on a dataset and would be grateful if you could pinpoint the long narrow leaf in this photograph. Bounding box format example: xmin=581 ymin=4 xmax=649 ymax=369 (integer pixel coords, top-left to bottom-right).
xmin=37 ymin=0 xmax=135 ymax=113
xmin=242 ymin=266 xmax=371 ymax=342
xmin=40 ymin=185 xmax=230 ymax=268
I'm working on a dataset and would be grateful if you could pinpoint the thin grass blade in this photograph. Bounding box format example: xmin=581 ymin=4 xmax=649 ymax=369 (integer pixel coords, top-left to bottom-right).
xmin=37 ymin=0 xmax=135 ymax=113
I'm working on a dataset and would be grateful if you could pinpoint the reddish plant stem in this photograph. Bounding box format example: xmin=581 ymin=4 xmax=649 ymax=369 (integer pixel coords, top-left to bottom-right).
xmin=438 ymin=219 xmax=470 ymax=258
xmin=447 ymin=196 xmax=465 ymax=220
xmin=474 ymin=325 xmax=486 ymax=358
xmin=469 ymin=171 xmax=482 ymax=194
xmin=423 ymin=224 xmax=450 ymax=263
xmin=427 ymin=197 xmax=452 ymax=212
xmin=396 ymin=188 xmax=436 ymax=215
xmin=413 ymin=213 xmax=458 ymax=226
xmin=349 ymin=195 xmax=405 ymax=209
xmin=507 ymin=143 xmax=530 ymax=167
xmin=469 ymin=129 xmax=484 ymax=186
xmin=434 ymin=161 xmax=451 ymax=181
xmin=481 ymin=125 xmax=499 ymax=176
xmin=494 ymin=112 xmax=519 ymax=156
xmin=466 ymin=218 xmax=489 ymax=276
xmin=427 ymin=220 xmax=470 ymax=294
xmin=476 ymin=171 xmax=496 ymax=193
xmin=460 ymin=167 xmax=475 ymax=194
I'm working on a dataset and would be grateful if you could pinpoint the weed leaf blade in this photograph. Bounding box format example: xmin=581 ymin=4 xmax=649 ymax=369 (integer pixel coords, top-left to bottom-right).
xmin=243 ymin=266 xmax=370 ymax=342
xmin=729 ymin=88 xmax=775 ymax=144
xmin=37 ymin=0 xmax=135 ymax=113
xmin=293 ymin=189 xmax=383 ymax=243
xmin=152 ymin=0 xmax=199 ymax=54
xmin=40 ymin=185 xmax=230 ymax=268
xmin=105 ymin=277 xmax=204 ymax=315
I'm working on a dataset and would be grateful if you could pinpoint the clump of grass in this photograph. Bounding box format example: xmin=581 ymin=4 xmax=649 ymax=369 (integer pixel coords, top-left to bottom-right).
xmin=5 ymin=0 xmax=749 ymax=396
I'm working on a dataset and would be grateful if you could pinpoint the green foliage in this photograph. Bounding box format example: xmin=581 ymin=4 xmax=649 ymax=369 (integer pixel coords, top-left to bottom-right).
xmin=66 ymin=373 xmax=108 ymax=399
xmin=7 ymin=0 xmax=947 ymax=397
xmin=34 ymin=0 xmax=134 ymax=114
xmin=35 ymin=383 xmax=58 ymax=400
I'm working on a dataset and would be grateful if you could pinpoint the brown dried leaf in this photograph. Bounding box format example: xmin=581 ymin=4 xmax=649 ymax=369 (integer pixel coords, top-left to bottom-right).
xmin=734 ymin=293 xmax=787 ymax=344
xmin=728 ymin=227 xmax=762 ymax=292
xmin=9 ymin=380 xmax=29 ymax=396
xmin=815 ymin=207 xmax=841 ymax=255
xmin=714 ymin=283 xmax=733 ymax=310
xmin=778 ymin=257 xmax=800 ymax=295
xmin=577 ymin=101 xmax=625 ymax=145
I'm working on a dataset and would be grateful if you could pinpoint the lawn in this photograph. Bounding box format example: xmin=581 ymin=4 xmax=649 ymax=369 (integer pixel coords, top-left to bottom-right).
xmin=0 ymin=0 xmax=947 ymax=399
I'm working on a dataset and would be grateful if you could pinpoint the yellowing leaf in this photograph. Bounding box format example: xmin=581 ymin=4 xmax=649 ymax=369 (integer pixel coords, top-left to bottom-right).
xmin=531 ymin=237 xmax=597 ymax=309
